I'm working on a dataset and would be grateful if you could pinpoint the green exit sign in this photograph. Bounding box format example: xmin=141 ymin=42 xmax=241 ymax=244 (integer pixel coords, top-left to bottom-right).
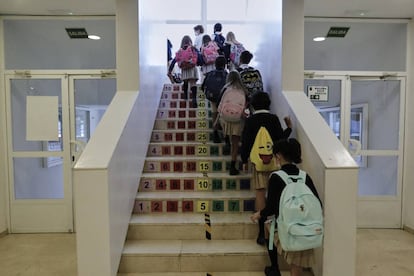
xmin=326 ymin=27 xmax=350 ymax=38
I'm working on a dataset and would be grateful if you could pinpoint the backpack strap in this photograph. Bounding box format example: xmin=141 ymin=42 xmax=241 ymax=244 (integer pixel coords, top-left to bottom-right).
xmin=273 ymin=170 xmax=306 ymax=185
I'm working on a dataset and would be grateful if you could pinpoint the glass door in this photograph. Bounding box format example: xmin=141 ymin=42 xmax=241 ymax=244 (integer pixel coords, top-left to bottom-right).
xmin=351 ymin=77 xmax=405 ymax=228
xmin=304 ymin=74 xmax=405 ymax=228
xmin=5 ymin=72 xmax=117 ymax=233
xmin=5 ymin=75 xmax=73 ymax=232
xmin=69 ymin=75 xmax=117 ymax=164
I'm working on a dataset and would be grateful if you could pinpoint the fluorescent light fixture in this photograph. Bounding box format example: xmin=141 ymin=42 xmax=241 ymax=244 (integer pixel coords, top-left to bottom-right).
xmin=88 ymin=35 xmax=101 ymax=40
xmin=313 ymin=36 xmax=326 ymax=42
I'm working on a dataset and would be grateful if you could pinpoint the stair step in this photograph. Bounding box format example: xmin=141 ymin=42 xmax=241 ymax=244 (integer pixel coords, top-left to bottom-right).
xmin=150 ymin=129 xmax=215 ymax=143
xmin=134 ymin=191 xmax=255 ymax=214
xmin=127 ymin=213 xmax=257 ymax=240
xmin=147 ymin=142 xmax=228 ymax=157
xmin=153 ymin=117 xmax=213 ymax=131
xmin=139 ymin=172 xmax=253 ymax=192
xmin=119 ymin=271 xmax=313 ymax=276
xmin=143 ymin=156 xmax=239 ymax=174
xmin=119 ymin=239 xmax=270 ymax=273
xmin=118 ymin=272 xmax=312 ymax=276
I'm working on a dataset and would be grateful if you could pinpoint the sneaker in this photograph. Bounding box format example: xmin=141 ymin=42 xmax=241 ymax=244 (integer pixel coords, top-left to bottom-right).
xmin=213 ymin=131 xmax=221 ymax=143
xmin=229 ymin=167 xmax=240 ymax=175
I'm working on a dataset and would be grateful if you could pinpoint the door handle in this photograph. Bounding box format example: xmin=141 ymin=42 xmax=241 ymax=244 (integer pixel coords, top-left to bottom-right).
xmin=70 ymin=140 xmax=87 ymax=164
xmin=348 ymin=139 xmax=361 ymax=155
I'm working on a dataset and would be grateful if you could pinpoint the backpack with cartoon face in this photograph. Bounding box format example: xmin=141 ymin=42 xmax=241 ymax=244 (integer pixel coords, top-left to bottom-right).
xmin=218 ymin=87 xmax=246 ymax=122
xmin=202 ymin=41 xmax=220 ymax=65
xmin=249 ymin=126 xmax=279 ymax=172
xmin=175 ymin=46 xmax=197 ymax=69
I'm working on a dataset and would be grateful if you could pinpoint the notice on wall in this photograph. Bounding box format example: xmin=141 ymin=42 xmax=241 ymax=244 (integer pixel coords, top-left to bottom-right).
xmin=26 ymin=96 xmax=59 ymax=141
xmin=307 ymin=86 xmax=329 ymax=102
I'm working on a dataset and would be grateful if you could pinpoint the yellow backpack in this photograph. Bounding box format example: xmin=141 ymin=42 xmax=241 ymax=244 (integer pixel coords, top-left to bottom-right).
xmin=249 ymin=126 xmax=278 ymax=172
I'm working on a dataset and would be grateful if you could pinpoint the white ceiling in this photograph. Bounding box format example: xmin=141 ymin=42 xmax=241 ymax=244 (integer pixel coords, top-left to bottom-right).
xmin=0 ymin=0 xmax=413 ymax=18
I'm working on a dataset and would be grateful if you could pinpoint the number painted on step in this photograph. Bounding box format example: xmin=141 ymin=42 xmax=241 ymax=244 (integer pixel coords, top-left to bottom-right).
xmin=197 ymin=120 xmax=208 ymax=129
xmin=182 ymin=200 xmax=194 ymax=212
xmin=199 ymin=161 xmax=210 ymax=172
xmin=197 ymin=110 xmax=207 ymax=118
xmin=197 ymin=200 xmax=210 ymax=212
xmin=197 ymin=145 xmax=208 ymax=156
xmin=134 ymin=201 xmax=150 ymax=213
xmin=197 ymin=178 xmax=210 ymax=191
xmin=196 ymin=132 xmax=208 ymax=142
xmin=198 ymin=101 xmax=206 ymax=108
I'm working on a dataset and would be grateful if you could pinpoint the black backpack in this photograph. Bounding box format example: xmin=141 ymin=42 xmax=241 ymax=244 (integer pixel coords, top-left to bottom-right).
xmin=203 ymin=69 xmax=228 ymax=103
xmin=238 ymin=67 xmax=264 ymax=98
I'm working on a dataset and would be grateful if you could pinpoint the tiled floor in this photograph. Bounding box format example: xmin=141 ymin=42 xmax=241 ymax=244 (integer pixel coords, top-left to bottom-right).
xmin=0 ymin=229 xmax=414 ymax=275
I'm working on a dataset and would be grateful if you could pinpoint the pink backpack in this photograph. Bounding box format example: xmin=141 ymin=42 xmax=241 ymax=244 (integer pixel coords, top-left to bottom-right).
xmin=202 ymin=41 xmax=219 ymax=65
xmin=218 ymin=87 xmax=246 ymax=122
xmin=230 ymin=43 xmax=246 ymax=67
xmin=176 ymin=46 xmax=197 ymax=69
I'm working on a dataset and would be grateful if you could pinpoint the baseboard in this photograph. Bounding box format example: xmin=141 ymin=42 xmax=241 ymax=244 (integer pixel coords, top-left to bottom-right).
xmin=0 ymin=230 xmax=8 ymax=238
xmin=403 ymin=225 xmax=414 ymax=235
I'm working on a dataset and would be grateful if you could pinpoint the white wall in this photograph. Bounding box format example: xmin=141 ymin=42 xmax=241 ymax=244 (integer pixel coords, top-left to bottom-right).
xmin=404 ymin=22 xmax=414 ymax=230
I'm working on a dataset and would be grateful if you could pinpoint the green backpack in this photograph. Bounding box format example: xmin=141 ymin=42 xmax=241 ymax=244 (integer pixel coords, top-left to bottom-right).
xmin=269 ymin=170 xmax=324 ymax=251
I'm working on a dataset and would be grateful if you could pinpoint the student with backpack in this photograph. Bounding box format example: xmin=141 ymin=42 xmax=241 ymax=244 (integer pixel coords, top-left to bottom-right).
xmin=173 ymin=35 xmax=199 ymax=108
xmin=226 ymin=31 xmax=246 ymax=70
xmin=201 ymin=56 xmax=228 ymax=143
xmin=212 ymin=23 xmax=226 ymax=55
xmin=237 ymin=50 xmax=264 ymax=102
xmin=217 ymin=71 xmax=249 ymax=175
xmin=200 ymin=34 xmax=220 ymax=76
xmin=241 ymin=92 xmax=292 ymax=246
xmin=250 ymin=138 xmax=323 ymax=276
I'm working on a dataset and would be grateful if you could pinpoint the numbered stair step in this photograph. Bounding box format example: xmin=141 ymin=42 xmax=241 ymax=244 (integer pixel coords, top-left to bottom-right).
xmin=118 ymin=239 xmax=269 ymax=273
xmin=150 ymin=129 xmax=216 ymax=143
xmin=127 ymin=213 xmax=256 ymax=240
xmin=144 ymin=156 xmax=238 ymax=173
xmin=153 ymin=117 xmax=213 ymax=131
xmin=139 ymin=172 xmax=253 ymax=192
xmin=134 ymin=191 xmax=255 ymax=214
xmin=147 ymin=142 xmax=229 ymax=157
xmin=156 ymin=108 xmax=212 ymax=120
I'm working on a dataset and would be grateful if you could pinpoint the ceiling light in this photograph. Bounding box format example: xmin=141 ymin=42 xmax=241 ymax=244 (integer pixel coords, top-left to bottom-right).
xmin=313 ymin=36 xmax=326 ymax=42
xmin=88 ymin=35 xmax=101 ymax=40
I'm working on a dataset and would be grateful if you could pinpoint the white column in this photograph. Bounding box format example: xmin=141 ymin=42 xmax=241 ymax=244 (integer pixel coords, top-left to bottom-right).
xmin=282 ymin=0 xmax=304 ymax=91
xmin=116 ymin=0 xmax=139 ymax=91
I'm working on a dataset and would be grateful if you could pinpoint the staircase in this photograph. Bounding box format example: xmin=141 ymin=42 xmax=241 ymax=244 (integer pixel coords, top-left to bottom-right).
xmin=117 ymin=84 xmax=307 ymax=275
